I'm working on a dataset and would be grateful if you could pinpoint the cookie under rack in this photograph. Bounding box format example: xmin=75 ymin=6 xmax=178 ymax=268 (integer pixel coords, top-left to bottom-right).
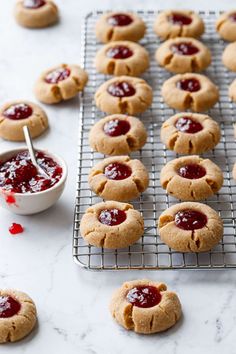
xmin=73 ymin=10 xmax=236 ymax=270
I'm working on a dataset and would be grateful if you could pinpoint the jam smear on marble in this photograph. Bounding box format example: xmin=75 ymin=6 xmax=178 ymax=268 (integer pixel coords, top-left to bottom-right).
xmin=99 ymin=208 xmax=126 ymax=226
xmin=104 ymin=162 xmax=132 ymax=180
xmin=176 ymin=78 xmax=201 ymax=92
xmin=107 ymin=82 xmax=135 ymax=97
xmin=178 ymin=163 xmax=206 ymax=179
xmin=168 ymin=13 xmax=192 ymax=25
xmin=3 ymin=103 xmax=33 ymax=121
xmin=0 ymin=296 xmax=21 ymax=318
xmin=45 ymin=68 xmax=71 ymax=84
xmin=127 ymin=285 xmax=162 ymax=308
xmin=104 ymin=119 xmax=130 ymax=137
xmin=175 ymin=209 xmax=207 ymax=230
xmin=175 ymin=117 xmax=203 ymax=134
xmin=106 ymin=46 xmax=133 ymax=59
xmin=171 ymin=42 xmax=199 ymax=55
xmin=107 ymin=14 xmax=133 ymax=27
xmin=0 ymin=150 xmax=63 ymax=194
xmin=24 ymin=0 xmax=46 ymax=9
xmin=9 ymin=223 xmax=24 ymax=235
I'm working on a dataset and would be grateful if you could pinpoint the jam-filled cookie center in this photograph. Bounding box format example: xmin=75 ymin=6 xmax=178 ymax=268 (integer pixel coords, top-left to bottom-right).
xmin=178 ymin=163 xmax=206 ymax=179
xmin=175 ymin=209 xmax=207 ymax=230
xmin=127 ymin=285 xmax=162 ymax=308
xmin=107 ymin=14 xmax=133 ymax=27
xmin=24 ymin=0 xmax=46 ymax=9
xmin=229 ymin=13 xmax=236 ymax=22
xmin=45 ymin=68 xmax=71 ymax=84
xmin=175 ymin=117 xmax=203 ymax=134
xmin=107 ymin=81 xmax=136 ymax=97
xmin=104 ymin=162 xmax=132 ymax=180
xmin=106 ymin=46 xmax=133 ymax=59
xmin=99 ymin=208 xmax=127 ymax=226
xmin=104 ymin=119 xmax=130 ymax=137
xmin=168 ymin=13 xmax=192 ymax=26
xmin=3 ymin=103 xmax=33 ymax=120
xmin=176 ymin=78 xmax=201 ymax=92
xmin=171 ymin=42 xmax=199 ymax=55
xmin=0 ymin=296 xmax=21 ymax=318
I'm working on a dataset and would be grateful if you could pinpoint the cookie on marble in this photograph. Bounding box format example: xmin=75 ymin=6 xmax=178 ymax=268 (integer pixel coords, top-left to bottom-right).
xmin=95 ymin=12 xmax=146 ymax=43
xmin=110 ymin=279 xmax=181 ymax=334
xmin=161 ymin=112 xmax=221 ymax=155
xmin=161 ymin=73 xmax=219 ymax=112
xmin=222 ymin=42 xmax=236 ymax=71
xmin=95 ymin=41 xmax=149 ymax=76
xmin=154 ymin=10 xmax=204 ymax=40
xmin=0 ymin=100 xmax=48 ymax=142
xmin=89 ymin=114 xmax=147 ymax=155
xmin=34 ymin=64 xmax=88 ymax=104
xmin=158 ymin=202 xmax=223 ymax=252
xmin=88 ymin=156 xmax=149 ymax=201
xmin=160 ymin=155 xmax=223 ymax=201
xmin=155 ymin=37 xmax=211 ymax=73
xmin=216 ymin=11 xmax=236 ymax=42
xmin=0 ymin=289 xmax=37 ymax=343
xmin=80 ymin=201 xmax=144 ymax=249
xmin=14 ymin=0 xmax=59 ymax=28
xmin=95 ymin=76 xmax=153 ymax=115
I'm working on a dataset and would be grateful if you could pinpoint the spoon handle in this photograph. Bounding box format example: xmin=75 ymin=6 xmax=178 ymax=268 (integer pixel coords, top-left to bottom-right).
xmin=23 ymin=126 xmax=38 ymax=166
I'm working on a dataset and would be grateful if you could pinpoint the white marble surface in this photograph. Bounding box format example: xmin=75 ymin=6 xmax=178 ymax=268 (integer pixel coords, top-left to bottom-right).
xmin=1 ymin=0 xmax=236 ymax=353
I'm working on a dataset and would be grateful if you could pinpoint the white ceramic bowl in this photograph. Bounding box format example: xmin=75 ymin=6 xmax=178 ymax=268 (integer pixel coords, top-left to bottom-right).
xmin=0 ymin=147 xmax=68 ymax=215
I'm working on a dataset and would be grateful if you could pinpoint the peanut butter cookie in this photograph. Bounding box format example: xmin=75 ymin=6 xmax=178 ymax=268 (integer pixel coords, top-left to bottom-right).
xmin=222 ymin=42 xmax=236 ymax=71
xmin=216 ymin=11 xmax=236 ymax=42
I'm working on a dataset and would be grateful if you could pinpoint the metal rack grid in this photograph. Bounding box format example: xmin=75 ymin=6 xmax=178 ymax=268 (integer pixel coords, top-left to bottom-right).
xmin=73 ymin=10 xmax=236 ymax=270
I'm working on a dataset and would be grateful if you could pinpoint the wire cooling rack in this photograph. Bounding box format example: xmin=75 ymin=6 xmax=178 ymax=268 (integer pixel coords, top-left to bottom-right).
xmin=73 ymin=10 xmax=236 ymax=270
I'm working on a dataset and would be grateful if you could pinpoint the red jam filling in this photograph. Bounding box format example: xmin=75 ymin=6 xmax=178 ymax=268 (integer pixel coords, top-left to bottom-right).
xmin=178 ymin=163 xmax=206 ymax=179
xmin=107 ymin=14 xmax=133 ymax=27
xmin=0 ymin=150 xmax=63 ymax=194
xmin=99 ymin=208 xmax=126 ymax=226
xmin=229 ymin=13 xmax=236 ymax=22
xmin=0 ymin=296 xmax=21 ymax=318
xmin=104 ymin=162 xmax=132 ymax=180
xmin=175 ymin=117 xmax=203 ymax=134
xmin=104 ymin=119 xmax=130 ymax=137
xmin=24 ymin=0 xmax=46 ymax=9
xmin=107 ymin=82 xmax=135 ymax=97
xmin=176 ymin=78 xmax=201 ymax=92
xmin=168 ymin=13 xmax=192 ymax=25
xmin=106 ymin=46 xmax=133 ymax=59
xmin=171 ymin=42 xmax=199 ymax=55
xmin=9 ymin=223 xmax=24 ymax=235
xmin=45 ymin=68 xmax=71 ymax=84
xmin=127 ymin=285 xmax=162 ymax=308
xmin=3 ymin=103 xmax=33 ymax=121
xmin=175 ymin=209 xmax=207 ymax=230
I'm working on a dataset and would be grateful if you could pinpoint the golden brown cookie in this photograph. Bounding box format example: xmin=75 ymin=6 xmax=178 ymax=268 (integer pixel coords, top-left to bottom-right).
xmin=14 ymin=0 xmax=58 ymax=28
xmin=161 ymin=112 xmax=221 ymax=154
xmin=158 ymin=202 xmax=223 ymax=252
xmin=95 ymin=41 xmax=149 ymax=76
xmin=161 ymin=73 xmax=219 ymax=112
xmin=88 ymin=156 xmax=149 ymax=201
xmin=80 ymin=201 xmax=144 ymax=249
xmin=0 ymin=289 xmax=37 ymax=343
xmin=89 ymin=114 xmax=147 ymax=155
xmin=154 ymin=10 xmax=204 ymax=40
xmin=95 ymin=76 xmax=152 ymax=115
xmin=222 ymin=42 xmax=236 ymax=71
xmin=0 ymin=100 xmax=48 ymax=142
xmin=155 ymin=37 xmax=211 ymax=73
xmin=160 ymin=155 xmax=223 ymax=201
xmin=216 ymin=11 xmax=236 ymax=42
xmin=95 ymin=12 xmax=146 ymax=43
xmin=34 ymin=64 xmax=88 ymax=104
xmin=110 ymin=279 xmax=181 ymax=334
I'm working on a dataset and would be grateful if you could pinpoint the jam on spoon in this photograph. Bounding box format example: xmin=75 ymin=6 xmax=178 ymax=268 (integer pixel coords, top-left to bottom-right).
xmin=127 ymin=285 xmax=162 ymax=308
xmin=99 ymin=208 xmax=127 ymax=226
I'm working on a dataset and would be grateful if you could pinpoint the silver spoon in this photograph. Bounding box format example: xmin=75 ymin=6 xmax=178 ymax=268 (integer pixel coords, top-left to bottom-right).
xmin=23 ymin=125 xmax=49 ymax=179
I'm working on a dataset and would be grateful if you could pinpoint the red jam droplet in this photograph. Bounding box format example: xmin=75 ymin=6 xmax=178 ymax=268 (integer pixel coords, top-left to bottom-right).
xmin=99 ymin=208 xmax=126 ymax=226
xmin=106 ymin=46 xmax=133 ymax=59
xmin=175 ymin=117 xmax=203 ymax=134
xmin=104 ymin=119 xmax=130 ymax=137
xmin=45 ymin=68 xmax=71 ymax=84
xmin=104 ymin=162 xmax=132 ymax=180
xmin=0 ymin=151 xmax=63 ymax=194
xmin=229 ymin=13 xmax=236 ymax=22
xmin=0 ymin=296 xmax=21 ymax=318
xmin=9 ymin=223 xmax=24 ymax=235
xmin=107 ymin=82 xmax=135 ymax=97
xmin=127 ymin=285 xmax=162 ymax=308
xmin=5 ymin=194 xmax=16 ymax=204
xmin=176 ymin=78 xmax=201 ymax=92
xmin=3 ymin=104 xmax=33 ymax=121
xmin=169 ymin=13 xmax=192 ymax=25
xmin=178 ymin=163 xmax=206 ymax=179
xmin=107 ymin=14 xmax=133 ymax=27
xmin=175 ymin=209 xmax=207 ymax=230
xmin=171 ymin=42 xmax=199 ymax=55
xmin=24 ymin=0 xmax=46 ymax=9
